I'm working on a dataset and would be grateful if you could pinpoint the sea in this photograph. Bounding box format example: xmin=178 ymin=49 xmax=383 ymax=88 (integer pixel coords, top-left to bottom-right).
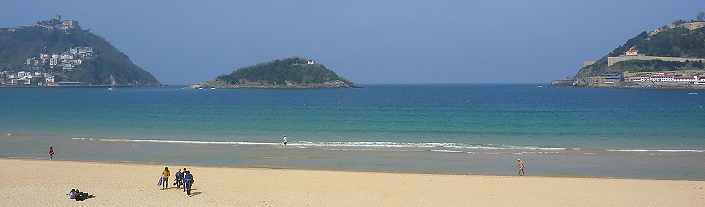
xmin=1 ymin=84 xmax=704 ymax=180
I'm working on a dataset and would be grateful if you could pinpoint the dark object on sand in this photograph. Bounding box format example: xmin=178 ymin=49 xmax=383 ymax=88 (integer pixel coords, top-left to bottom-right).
xmin=68 ymin=189 xmax=94 ymax=201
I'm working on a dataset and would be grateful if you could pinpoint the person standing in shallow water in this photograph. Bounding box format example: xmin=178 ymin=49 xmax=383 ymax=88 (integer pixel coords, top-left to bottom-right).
xmin=516 ymin=159 xmax=526 ymax=176
xmin=48 ymin=146 xmax=55 ymax=160
xmin=161 ymin=167 xmax=170 ymax=190
xmin=282 ymin=135 xmax=288 ymax=148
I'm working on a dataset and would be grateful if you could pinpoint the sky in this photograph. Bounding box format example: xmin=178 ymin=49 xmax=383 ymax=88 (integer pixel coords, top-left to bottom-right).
xmin=1 ymin=0 xmax=703 ymax=84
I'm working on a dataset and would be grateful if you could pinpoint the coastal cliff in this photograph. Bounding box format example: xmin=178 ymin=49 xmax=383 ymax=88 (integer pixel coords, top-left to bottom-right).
xmin=198 ymin=57 xmax=354 ymax=89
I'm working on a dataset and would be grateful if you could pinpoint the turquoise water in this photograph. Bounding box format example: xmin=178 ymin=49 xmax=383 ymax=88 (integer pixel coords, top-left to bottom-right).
xmin=1 ymin=85 xmax=704 ymax=179
xmin=2 ymin=84 xmax=704 ymax=149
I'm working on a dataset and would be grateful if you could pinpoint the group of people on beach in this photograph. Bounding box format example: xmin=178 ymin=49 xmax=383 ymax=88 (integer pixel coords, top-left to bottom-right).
xmin=160 ymin=167 xmax=196 ymax=196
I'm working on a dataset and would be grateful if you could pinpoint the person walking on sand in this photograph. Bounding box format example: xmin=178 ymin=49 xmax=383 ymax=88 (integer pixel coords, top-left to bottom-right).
xmin=182 ymin=168 xmax=187 ymax=192
xmin=174 ymin=169 xmax=183 ymax=189
xmin=282 ymin=135 xmax=288 ymax=147
xmin=516 ymin=159 xmax=526 ymax=176
xmin=183 ymin=170 xmax=195 ymax=197
xmin=48 ymin=146 xmax=55 ymax=160
xmin=160 ymin=167 xmax=170 ymax=190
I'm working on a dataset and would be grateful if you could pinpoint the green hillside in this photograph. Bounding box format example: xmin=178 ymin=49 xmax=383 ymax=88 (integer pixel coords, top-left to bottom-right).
xmin=0 ymin=17 xmax=159 ymax=86
xmin=574 ymin=20 xmax=705 ymax=85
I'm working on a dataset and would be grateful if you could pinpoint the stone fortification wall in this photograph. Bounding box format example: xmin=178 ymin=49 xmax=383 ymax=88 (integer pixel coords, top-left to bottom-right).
xmin=607 ymin=56 xmax=705 ymax=67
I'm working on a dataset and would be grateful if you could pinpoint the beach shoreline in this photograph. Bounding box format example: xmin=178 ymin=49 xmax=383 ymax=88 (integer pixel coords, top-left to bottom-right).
xmin=1 ymin=158 xmax=703 ymax=206
xmin=3 ymin=133 xmax=705 ymax=181
xmin=2 ymin=156 xmax=702 ymax=182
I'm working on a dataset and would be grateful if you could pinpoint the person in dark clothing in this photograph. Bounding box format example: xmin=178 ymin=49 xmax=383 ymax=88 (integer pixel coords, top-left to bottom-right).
xmin=183 ymin=170 xmax=195 ymax=196
xmin=68 ymin=189 xmax=77 ymax=200
xmin=174 ymin=169 xmax=183 ymax=189
xmin=67 ymin=189 xmax=92 ymax=201
xmin=182 ymin=168 xmax=187 ymax=192
xmin=48 ymin=146 xmax=55 ymax=160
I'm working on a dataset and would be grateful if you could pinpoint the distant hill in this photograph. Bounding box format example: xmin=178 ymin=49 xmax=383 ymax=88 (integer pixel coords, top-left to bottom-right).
xmin=201 ymin=57 xmax=354 ymax=88
xmin=573 ymin=20 xmax=705 ymax=86
xmin=0 ymin=16 xmax=159 ymax=86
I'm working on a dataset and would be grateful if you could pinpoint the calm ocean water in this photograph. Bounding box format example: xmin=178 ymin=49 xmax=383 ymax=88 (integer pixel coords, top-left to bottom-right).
xmin=1 ymin=84 xmax=704 ymax=179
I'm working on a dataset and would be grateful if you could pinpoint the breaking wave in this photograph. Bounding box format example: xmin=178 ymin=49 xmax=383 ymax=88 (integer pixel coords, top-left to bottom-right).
xmin=71 ymin=137 xmax=566 ymax=151
xmin=70 ymin=138 xmax=704 ymax=153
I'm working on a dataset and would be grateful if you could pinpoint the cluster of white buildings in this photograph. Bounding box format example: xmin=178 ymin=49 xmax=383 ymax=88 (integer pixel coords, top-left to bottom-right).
xmin=625 ymin=72 xmax=705 ymax=85
xmin=0 ymin=71 xmax=55 ymax=86
xmin=1 ymin=46 xmax=94 ymax=87
xmin=25 ymin=46 xmax=94 ymax=71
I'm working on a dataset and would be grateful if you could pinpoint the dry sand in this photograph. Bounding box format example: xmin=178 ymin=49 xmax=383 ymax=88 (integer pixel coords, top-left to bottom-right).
xmin=0 ymin=158 xmax=703 ymax=207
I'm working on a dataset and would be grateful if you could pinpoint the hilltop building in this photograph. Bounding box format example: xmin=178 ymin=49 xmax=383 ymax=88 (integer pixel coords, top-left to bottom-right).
xmin=625 ymin=47 xmax=639 ymax=56
xmin=32 ymin=15 xmax=80 ymax=33
xmin=650 ymin=20 xmax=705 ymax=36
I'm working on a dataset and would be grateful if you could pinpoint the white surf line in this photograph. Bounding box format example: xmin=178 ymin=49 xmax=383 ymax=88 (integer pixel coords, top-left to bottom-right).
xmin=71 ymin=137 xmax=569 ymax=151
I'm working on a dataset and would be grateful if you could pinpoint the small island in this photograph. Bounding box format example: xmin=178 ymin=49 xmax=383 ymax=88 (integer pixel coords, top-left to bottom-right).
xmin=195 ymin=57 xmax=355 ymax=89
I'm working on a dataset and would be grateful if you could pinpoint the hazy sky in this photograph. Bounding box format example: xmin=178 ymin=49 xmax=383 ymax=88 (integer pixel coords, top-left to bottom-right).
xmin=1 ymin=0 xmax=703 ymax=84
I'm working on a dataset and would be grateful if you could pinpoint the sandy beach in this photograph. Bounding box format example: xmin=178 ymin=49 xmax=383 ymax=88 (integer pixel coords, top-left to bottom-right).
xmin=0 ymin=158 xmax=703 ymax=206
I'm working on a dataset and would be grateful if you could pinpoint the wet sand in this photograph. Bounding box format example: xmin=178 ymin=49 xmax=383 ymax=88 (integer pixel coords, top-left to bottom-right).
xmin=0 ymin=158 xmax=703 ymax=206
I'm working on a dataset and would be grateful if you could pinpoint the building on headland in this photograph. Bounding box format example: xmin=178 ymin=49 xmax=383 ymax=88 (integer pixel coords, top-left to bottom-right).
xmin=650 ymin=20 xmax=705 ymax=36
xmin=625 ymin=47 xmax=639 ymax=56
xmin=0 ymin=71 xmax=56 ymax=86
xmin=49 ymin=55 xmax=59 ymax=66
xmin=607 ymin=46 xmax=705 ymax=66
xmin=620 ymin=70 xmax=705 ymax=88
xmin=45 ymin=76 xmax=55 ymax=86
xmin=31 ymin=15 xmax=80 ymax=34
xmin=580 ymin=69 xmax=705 ymax=88
xmin=585 ymin=73 xmax=623 ymax=86
xmin=62 ymin=20 xmax=76 ymax=31
xmin=624 ymin=71 xmax=703 ymax=82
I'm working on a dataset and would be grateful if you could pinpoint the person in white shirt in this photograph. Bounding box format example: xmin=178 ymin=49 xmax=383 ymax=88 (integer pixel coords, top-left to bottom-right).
xmin=282 ymin=136 xmax=288 ymax=147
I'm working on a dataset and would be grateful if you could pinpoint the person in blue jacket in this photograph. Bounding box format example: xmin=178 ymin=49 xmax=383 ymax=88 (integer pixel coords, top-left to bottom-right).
xmin=183 ymin=170 xmax=195 ymax=196
xmin=174 ymin=169 xmax=183 ymax=189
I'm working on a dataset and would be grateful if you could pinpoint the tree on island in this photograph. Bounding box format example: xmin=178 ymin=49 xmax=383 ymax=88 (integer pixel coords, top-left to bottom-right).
xmin=697 ymin=11 xmax=705 ymax=21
